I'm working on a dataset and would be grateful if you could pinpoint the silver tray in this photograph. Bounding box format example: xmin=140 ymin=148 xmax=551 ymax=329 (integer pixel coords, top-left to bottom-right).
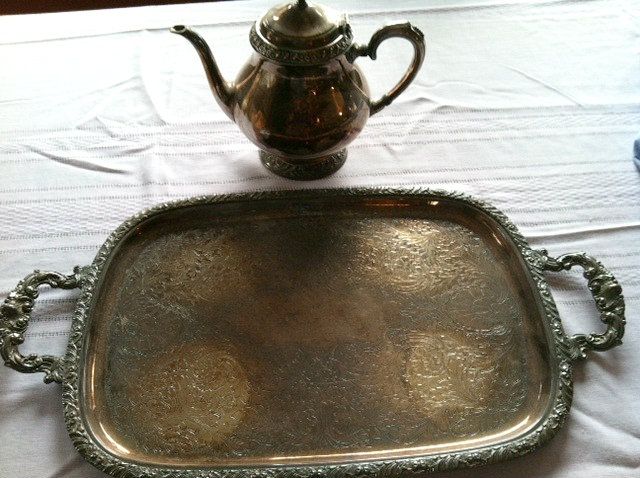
xmin=0 ymin=188 xmax=625 ymax=477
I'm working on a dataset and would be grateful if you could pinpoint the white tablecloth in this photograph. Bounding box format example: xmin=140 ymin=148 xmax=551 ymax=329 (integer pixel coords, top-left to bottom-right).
xmin=0 ymin=0 xmax=639 ymax=477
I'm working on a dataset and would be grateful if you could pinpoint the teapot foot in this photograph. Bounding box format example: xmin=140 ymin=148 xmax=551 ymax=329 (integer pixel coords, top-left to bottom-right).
xmin=260 ymin=149 xmax=347 ymax=181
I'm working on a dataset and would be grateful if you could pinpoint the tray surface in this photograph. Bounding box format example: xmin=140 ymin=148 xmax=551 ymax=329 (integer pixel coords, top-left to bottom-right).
xmin=83 ymin=195 xmax=553 ymax=467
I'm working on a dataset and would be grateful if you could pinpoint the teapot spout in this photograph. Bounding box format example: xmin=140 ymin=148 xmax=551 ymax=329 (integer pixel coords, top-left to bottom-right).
xmin=171 ymin=25 xmax=234 ymax=120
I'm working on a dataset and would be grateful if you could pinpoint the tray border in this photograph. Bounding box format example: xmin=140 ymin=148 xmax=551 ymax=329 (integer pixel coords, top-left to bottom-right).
xmin=61 ymin=188 xmax=574 ymax=477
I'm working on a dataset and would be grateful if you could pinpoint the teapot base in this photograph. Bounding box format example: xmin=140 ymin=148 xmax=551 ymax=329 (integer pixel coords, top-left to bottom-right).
xmin=260 ymin=149 xmax=347 ymax=181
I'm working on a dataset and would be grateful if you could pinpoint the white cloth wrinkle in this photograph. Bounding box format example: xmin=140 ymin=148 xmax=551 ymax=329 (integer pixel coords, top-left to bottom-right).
xmin=499 ymin=63 xmax=584 ymax=106
xmin=27 ymin=146 xmax=128 ymax=174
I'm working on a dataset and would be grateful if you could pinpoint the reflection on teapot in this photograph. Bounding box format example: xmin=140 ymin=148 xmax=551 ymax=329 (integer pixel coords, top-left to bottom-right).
xmin=172 ymin=0 xmax=425 ymax=180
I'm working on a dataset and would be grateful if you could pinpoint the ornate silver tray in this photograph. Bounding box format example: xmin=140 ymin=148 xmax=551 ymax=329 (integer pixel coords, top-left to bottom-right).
xmin=0 ymin=188 xmax=625 ymax=478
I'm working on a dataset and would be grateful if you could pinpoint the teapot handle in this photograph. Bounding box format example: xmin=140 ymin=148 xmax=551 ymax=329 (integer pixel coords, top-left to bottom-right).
xmin=350 ymin=23 xmax=426 ymax=115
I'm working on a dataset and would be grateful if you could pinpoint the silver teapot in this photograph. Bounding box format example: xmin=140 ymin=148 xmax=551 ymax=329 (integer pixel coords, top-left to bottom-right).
xmin=172 ymin=0 xmax=426 ymax=180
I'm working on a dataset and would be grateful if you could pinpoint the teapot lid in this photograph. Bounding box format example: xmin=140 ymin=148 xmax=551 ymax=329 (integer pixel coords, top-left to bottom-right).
xmin=249 ymin=0 xmax=354 ymax=65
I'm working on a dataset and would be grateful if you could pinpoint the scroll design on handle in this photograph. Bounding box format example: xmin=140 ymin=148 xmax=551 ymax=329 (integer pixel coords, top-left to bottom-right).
xmin=540 ymin=250 xmax=625 ymax=359
xmin=349 ymin=23 xmax=426 ymax=115
xmin=0 ymin=267 xmax=84 ymax=383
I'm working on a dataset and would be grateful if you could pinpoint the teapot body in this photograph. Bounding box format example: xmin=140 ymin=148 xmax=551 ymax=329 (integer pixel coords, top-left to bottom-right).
xmin=233 ymin=54 xmax=370 ymax=164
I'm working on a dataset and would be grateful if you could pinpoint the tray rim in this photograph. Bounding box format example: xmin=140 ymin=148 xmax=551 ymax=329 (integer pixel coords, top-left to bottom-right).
xmin=62 ymin=187 xmax=574 ymax=477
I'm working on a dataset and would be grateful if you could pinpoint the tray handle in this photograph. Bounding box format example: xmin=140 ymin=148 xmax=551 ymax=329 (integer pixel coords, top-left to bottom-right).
xmin=0 ymin=267 xmax=85 ymax=384
xmin=540 ymin=250 xmax=626 ymax=359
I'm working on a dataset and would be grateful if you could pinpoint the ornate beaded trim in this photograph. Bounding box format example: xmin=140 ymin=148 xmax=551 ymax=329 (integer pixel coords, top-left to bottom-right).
xmin=249 ymin=23 xmax=354 ymax=65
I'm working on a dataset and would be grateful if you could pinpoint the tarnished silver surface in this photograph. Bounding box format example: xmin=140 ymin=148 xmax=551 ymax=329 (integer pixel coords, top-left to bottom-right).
xmin=170 ymin=1 xmax=426 ymax=179
xmin=90 ymin=213 xmax=540 ymax=464
xmin=0 ymin=188 xmax=627 ymax=478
